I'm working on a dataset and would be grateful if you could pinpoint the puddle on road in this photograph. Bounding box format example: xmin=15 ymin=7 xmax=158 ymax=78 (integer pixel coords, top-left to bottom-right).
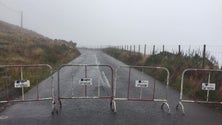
xmin=0 ymin=115 xmax=8 ymax=120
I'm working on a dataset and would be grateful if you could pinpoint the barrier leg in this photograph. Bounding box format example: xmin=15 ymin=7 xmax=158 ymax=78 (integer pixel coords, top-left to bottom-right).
xmin=110 ymin=100 xmax=116 ymax=112
xmin=176 ymin=101 xmax=185 ymax=114
xmin=59 ymin=98 xmax=62 ymax=108
xmin=161 ymin=102 xmax=170 ymax=114
xmin=51 ymin=100 xmax=56 ymax=115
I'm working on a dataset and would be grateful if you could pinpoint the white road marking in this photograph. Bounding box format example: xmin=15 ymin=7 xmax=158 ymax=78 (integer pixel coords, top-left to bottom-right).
xmin=0 ymin=115 xmax=8 ymax=120
xmin=95 ymin=54 xmax=100 ymax=68
xmin=95 ymin=53 xmax=111 ymax=88
xmin=102 ymin=71 xmax=111 ymax=88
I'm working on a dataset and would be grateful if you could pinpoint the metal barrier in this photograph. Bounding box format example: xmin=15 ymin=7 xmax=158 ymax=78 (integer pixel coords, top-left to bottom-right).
xmin=113 ymin=66 xmax=170 ymax=113
xmin=0 ymin=64 xmax=55 ymax=113
xmin=57 ymin=64 xmax=115 ymax=112
xmin=176 ymin=68 xmax=222 ymax=114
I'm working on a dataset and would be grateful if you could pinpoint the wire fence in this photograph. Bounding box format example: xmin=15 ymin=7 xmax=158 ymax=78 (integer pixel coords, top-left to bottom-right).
xmin=110 ymin=44 xmax=222 ymax=68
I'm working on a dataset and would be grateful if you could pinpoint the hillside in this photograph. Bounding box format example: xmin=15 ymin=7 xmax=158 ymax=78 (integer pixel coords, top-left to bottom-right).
xmin=0 ymin=20 xmax=80 ymax=105
xmin=0 ymin=20 xmax=80 ymax=66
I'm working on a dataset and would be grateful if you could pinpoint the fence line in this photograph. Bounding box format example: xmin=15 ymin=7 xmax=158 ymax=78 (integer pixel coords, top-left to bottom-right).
xmin=111 ymin=44 xmax=222 ymax=68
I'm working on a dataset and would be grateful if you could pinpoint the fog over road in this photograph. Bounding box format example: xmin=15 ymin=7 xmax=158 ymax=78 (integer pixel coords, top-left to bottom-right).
xmin=0 ymin=49 xmax=222 ymax=125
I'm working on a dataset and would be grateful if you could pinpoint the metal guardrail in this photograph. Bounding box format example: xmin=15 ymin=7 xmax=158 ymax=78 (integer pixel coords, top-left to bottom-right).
xmin=0 ymin=64 xmax=173 ymax=114
xmin=57 ymin=64 xmax=115 ymax=112
xmin=113 ymin=65 xmax=170 ymax=113
xmin=0 ymin=64 xmax=56 ymax=114
xmin=176 ymin=68 xmax=222 ymax=114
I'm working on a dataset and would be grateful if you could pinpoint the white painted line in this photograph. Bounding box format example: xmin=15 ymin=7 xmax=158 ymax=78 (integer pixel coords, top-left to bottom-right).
xmin=95 ymin=54 xmax=110 ymax=88
xmin=102 ymin=71 xmax=111 ymax=88
xmin=0 ymin=115 xmax=8 ymax=120
xmin=95 ymin=54 xmax=100 ymax=67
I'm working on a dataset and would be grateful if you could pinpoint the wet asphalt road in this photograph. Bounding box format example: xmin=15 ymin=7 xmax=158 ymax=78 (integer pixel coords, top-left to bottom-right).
xmin=1 ymin=49 xmax=222 ymax=125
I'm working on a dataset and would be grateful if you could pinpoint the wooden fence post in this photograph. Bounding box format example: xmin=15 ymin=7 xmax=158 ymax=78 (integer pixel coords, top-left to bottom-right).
xmin=162 ymin=45 xmax=165 ymax=52
xmin=130 ymin=45 xmax=132 ymax=55
xmin=144 ymin=44 xmax=146 ymax=57
xmin=152 ymin=45 xmax=155 ymax=55
xmin=202 ymin=44 xmax=206 ymax=68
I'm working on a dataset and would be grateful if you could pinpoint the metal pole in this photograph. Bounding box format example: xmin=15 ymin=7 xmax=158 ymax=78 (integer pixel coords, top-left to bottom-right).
xmin=20 ymin=66 xmax=25 ymax=100
xmin=139 ymin=87 xmax=143 ymax=99
xmin=72 ymin=68 xmax=74 ymax=97
xmin=57 ymin=66 xmax=62 ymax=107
xmin=84 ymin=65 xmax=87 ymax=97
xmin=127 ymin=68 xmax=131 ymax=99
xmin=2 ymin=70 xmax=10 ymax=100
xmin=206 ymin=72 xmax=211 ymax=102
xmin=21 ymin=11 xmax=23 ymax=28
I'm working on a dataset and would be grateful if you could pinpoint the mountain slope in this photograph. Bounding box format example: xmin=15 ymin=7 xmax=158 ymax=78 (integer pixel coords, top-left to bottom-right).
xmin=0 ymin=20 xmax=80 ymax=66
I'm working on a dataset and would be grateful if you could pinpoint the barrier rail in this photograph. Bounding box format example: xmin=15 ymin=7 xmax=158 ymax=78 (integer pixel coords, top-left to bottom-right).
xmin=57 ymin=64 xmax=115 ymax=112
xmin=0 ymin=64 xmax=55 ymax=114
xmin=113 ymin=65 xmax=170 ymax=113
xmin=176 ymin=68 xmax=222 ymax=114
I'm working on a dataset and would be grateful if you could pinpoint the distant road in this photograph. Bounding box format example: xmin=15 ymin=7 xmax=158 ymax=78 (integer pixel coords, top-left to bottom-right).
xmin=0 ymin=49 xmax=222 ymax=125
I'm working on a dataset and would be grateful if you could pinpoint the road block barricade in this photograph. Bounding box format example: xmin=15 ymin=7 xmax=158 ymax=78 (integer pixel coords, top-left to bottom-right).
xmin=0 ymin=64 xmax=55 ymax=113
xmin=176 ymin=68 xmax=222 ymax=114
xmin=57 ymin=64 xmax=115 ymax=111
xmin=113 ymin=66 xmax=170 ymax=113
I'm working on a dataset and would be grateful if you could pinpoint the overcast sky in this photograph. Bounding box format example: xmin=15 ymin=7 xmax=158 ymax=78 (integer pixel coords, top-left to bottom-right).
xmin=0 ymin=0 xmax=222 ymax=47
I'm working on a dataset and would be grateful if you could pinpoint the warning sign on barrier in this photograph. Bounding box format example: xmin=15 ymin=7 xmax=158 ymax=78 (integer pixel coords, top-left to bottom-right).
xmin=0 ymin=64 xmax=56 ymax=114
xmin=79 ymin=78 xmax=92 ymax=85
xmin=14 ymin=80 xmax=30 ymax=88
xmin=135 ymin=80 xmax=149 ymax=88
xmin=201 ymin=83 xmax=216 ymax=91
xmin=114 ymin=65 xmax=170 ymax=113
xmin=57 ymin=64 xmax=115 ymax=112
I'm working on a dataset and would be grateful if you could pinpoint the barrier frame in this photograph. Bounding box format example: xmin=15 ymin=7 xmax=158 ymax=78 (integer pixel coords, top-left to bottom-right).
xmin=113 ymin=65 xmax=170 ymax=113
xmin=0 ymin=64 xmax=55 ymax=114
xmin=57 ymin=64 xmax=115 ymax=112
xmin=176 ymin=68 xmax=222 ymax=114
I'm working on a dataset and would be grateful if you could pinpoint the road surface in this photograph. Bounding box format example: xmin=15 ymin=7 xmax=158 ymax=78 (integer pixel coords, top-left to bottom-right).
xmin=0 ymin=49 xmax=222 ymax=125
